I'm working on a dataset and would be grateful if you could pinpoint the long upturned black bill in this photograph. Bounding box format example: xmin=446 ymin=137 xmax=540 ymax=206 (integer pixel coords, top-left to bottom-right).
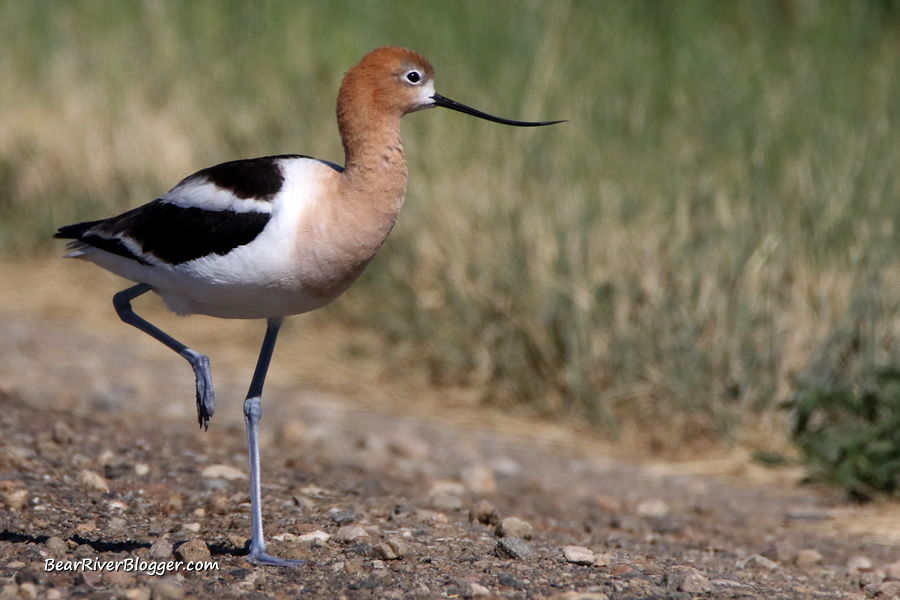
xmin=431 ymin=93 xmax=565 ymax=127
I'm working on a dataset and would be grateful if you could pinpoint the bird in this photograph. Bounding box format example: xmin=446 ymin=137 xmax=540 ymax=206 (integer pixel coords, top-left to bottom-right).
xmin=55 ymin=46 xmax=563 ymax=567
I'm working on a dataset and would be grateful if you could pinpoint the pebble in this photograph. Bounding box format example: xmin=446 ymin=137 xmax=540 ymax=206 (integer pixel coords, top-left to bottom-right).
xmin=329 ymin=508 xmax=357 ymax=525
xmin=495 ymin=537 xmax=534 ymax=560
xmin=76 ymin=521 xmax=98 ymax=534
xmin=373 ymin=538 xmax=408 ymax=560
xmin=108 ymin=517 xmax=128 ymax=532
xmin=135 ymin=463 xmax=150 ymax=477
xmin=2 ymin=488 xmax=28 ymax=511
xmin=795 ymin=548 xmax=823 ymax=567
xmin=497 ymin=573 xmax=528 ymax=590
xmin=469 ymin=582 xmax=491 ymax=596
xmin=79 ymin=469 xmax=109 ymax=493
xmin=563 ymin=546 xmax=596 ymax=566
xmin=296 ymin=530 xmax=331 ymax=544
xmin=201 ymin=464 xmax=246 ymax=481
xmin=182 ymin=522 xmax=201 ymax=533
xmin=736 ymin=554 xmax=778 ymax=570
xmin=52 ymin=421 xmax=74 ymax=444
xmin=175 ymin=539 xmax=211 ymax=563
xmin=876 ymin=581 xmax=900 ymax=596
xmin=469 ymin=500 xmax=500 ymax=526
xmin=150 ymin=580 xmax=184 ymax=600
xmin=45 ymin=536 xmax=68 ymax=553
xmin=335 ymin=525 xmax=369 ymax=543
xmin=847 ymin=555 xmax=873 ymax=574
xmin=665 ymin=566 xmax=713 ymax=594
xmin=635 ymin=498 xmax=669 ymax=518
xmin=149 ymin=537 xmax=174 ymax=560
xmin=496 ymin=517 xmax=534 ymax=540
xmin=74 ymin=543 xmax=96 ymax=558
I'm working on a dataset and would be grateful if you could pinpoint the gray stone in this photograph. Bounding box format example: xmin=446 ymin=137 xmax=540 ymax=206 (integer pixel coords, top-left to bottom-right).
xmin=495 ymin=537 xmax=534 ymax=560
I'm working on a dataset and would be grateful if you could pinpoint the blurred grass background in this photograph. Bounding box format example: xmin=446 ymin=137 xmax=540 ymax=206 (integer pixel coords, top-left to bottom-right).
xmin=2 ymin=0 xmax=900 ymax=455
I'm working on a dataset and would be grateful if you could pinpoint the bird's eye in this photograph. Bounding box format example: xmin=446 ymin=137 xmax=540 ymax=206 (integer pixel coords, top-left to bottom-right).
xmin=405 ymin=70 xmax=421 ymax=84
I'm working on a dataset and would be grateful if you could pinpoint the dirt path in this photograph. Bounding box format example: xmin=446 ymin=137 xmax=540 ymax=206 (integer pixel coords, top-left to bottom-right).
xmin=1 ymin=258 xmax=899 ymax=599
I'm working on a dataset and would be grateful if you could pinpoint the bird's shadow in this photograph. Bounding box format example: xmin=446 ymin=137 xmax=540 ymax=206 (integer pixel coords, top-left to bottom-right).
xmin=0 ymin=529 xmax=246 ymax=557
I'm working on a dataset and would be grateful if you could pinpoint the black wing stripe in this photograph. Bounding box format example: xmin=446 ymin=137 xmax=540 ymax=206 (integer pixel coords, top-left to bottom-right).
xmin=125 ymin=202 xmax=271 ymax=265
xmin=57 ymin=201 xmax=271 ymax=265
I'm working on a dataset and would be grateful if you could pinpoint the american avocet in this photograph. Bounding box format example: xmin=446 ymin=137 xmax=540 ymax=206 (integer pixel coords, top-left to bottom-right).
xmin=55 ymin=46 xmax=562 ymax=566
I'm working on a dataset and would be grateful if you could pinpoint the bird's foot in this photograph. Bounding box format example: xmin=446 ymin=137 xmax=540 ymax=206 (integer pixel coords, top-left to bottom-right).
xmin=247 ymin=544 xmax=305 ymax=567
xmin=187 ymin=351 xmax=215 ymax=430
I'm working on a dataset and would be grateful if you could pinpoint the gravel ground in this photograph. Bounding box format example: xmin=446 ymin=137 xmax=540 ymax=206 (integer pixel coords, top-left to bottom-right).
xmin=1 ymin=264 xmax=900 ymax=599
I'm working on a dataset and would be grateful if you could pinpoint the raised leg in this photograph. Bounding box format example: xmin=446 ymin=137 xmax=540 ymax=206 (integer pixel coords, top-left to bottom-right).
xmin=244 ymin=317 xmax=303 ymax=567
xmin=113 ymin=283 xmax=215 ymax=429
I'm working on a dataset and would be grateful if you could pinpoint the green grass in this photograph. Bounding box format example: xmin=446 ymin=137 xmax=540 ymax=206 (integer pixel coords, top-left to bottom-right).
xmin=3 ymin=1 xmax=900 ymax=450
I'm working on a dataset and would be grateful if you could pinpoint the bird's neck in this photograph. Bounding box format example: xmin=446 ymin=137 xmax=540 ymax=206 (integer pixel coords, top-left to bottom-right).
xmin=338 ymin=114 xmax=409 ymax=237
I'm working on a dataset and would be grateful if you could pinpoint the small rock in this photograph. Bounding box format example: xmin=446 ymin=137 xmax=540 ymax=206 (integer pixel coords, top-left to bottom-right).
xmin=52 ymin=421 xmax=74 ymax=444
xmin=17 ymin=583 xmax=38 ymax=599
xmin=469 ymin=582 xmax=491 ymax=597
xmin=45 ymin=536 xmax=68 ymax=553
xmin=45 ymin=589 xmax=65 ymax=600
xmin=795 ymin=548 xmax=823 ymax=567
xmin=635 ymin=498 xmax=669 ymax=518
xmin=329 ymin=508 xmax=357 ymax=525
xmin=665 ymin=566 xmax=713 ymax=594
xmin=469 ymin=500 xmax=500 ymax=526
xmin=2 ymin=488 xmax=28 ymax=511
xmin=108 ymin=499 xmax=129 ymax=512
xmin=181 ymin=522 xmax=201 ymax=533
xmin=563 ymin=545 xmax=596 ymax=566
xmin=74 ymin=543 xmax=96 ymax=558
xmin=497 ymin=572 xmax=528 ymax=590
xmin=296 ymin=530 xmax=331 ymax=544
xmin=76 ymin=520 xmax=97 ymax=533
xmin=149 ymin=537 xmax=174 ymax=560
xmin=496 ymin=517 xmax=534 ymax=540
xmin=736 ymin=554 xmax=778 ymax=570
xmin=108 ymin=517 xmax=128 ymax=532
xmin=79 ymin=469 xmax=109 ymax=493
xmin=373 ymin=538 xmax=408 ymax=560
xmin=876 ymin=581 xmax=900 ymax=596
xmin=495 ymin=537 xmax=534 ymax=560
xmin=150 ymin=580 xmax=184 ymax=600
xmin=847 ymin=555 xmax=873 ymax=574
xmin=175 ymin=539 xmax=211 ymax=563
xmin=135 ymin=463 xmax=150 ymax=477
xmin=201 ymin=464 xmax=246 ymax=481
xmin=335 ymin=525 xmax=369 ymax=543
xmin=124 ymin=588 xmax=151 ymax=600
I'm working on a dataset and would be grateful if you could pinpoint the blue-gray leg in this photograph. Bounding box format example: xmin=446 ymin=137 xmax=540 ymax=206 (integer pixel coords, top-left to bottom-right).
xmin=244 ymin=317 xmax=304 ymax=567
xmin=112 ymin=283 xmax=215 ymax=429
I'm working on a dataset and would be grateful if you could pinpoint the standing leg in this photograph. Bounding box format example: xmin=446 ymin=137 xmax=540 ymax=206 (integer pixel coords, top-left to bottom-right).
xmin=244 ymin=317 xmax=304 ymax=567
xmin=113 ymin=283 xmax=215 ymax=429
